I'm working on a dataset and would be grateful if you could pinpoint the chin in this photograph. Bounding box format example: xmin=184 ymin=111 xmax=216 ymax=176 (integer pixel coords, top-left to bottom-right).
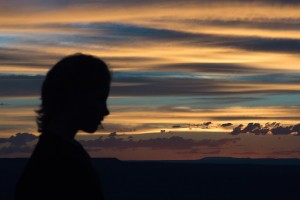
xmin=85 ymin=127 xmax=98 ymax=133
xmin=79 ymin=119 xmax=102 ymax=133
xmin=81 ymin=125 xmax=98 ymax=133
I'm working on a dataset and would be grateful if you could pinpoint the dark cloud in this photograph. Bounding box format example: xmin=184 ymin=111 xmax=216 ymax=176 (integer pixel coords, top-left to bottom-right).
xmin=265 ymin=122 xmax=281 ymax=128
xmin=2 ymin=22 xmax=300 ymax=79
xmin=80 ymin=136 xmax=240 ymax=150
xmin=89 ymin=23 xmax=300 ymax=54
xmin=20 ymin=22 xmax=300 ymax=55
xmin=234 ymin=74 xmax=300 ymax=84
xmin=67 ymin=23 xmax=200 ymax=47
xmin=0 ymin=74 xmax=43 ymax=97
xmin=108 ymin=132 xmax=118 ymax=137
xmin=168 ymin=122 xmax=213 ymax=129
xmin=111 ymin=77 xmax=216 ymax=96
xmin=194 ymin=96 xmax=264 ymax=104
xmin=291 ymin=123 xmax=300 ymax=132
xmin=3 ymin=0 xmax=300 ymax=10
xmin=111 ymin=75 xmax=300 ymax=97
xmin=239 ymin=0 xmax=300 ymax=5
xmin=221 ymin=123 xmax=233 ymax=127
xmin=231 ymin=124 xmax=244 ymax=135
xmin=0 ymin=132 xmax=37 ymax=145
xmin=230 ymin=122 xmax=300 ymax=135
xmin=219 ymin=36 xmax=300 ymax=54
xmin=271 ymin=126 xmax=293 ymax=135
xmin=2 ymin=71 xmax=300 ymax=98
xmin=0 ymin=133 xmax=37 ymax=155
xmin=0 ymin=132 xmax=239 ymax=155
xmin=101 ymin=0 xmax=300 ymax=6
xmin=85 ymin=23 xmax=300 ymax=54
xmin=0 ymin=48 xmax=60 ymax=69
xmin=203 ymin=122 xmax=212 ymax=126
xmin=172 ymin=18 xmax=300 ymax=31
xmin=243 ymin=123 xmax=269 ymax=135
xmin=154 ymin=63 xmax=274 ymax=74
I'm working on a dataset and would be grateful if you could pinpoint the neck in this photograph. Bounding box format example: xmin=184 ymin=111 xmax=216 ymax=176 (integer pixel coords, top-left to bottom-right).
xmin=45 ymin=115 xmax=78 ymax=141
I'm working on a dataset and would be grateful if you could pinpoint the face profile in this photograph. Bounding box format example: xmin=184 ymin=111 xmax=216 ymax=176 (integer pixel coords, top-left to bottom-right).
xmin=36 ymin=53 xmax=111 ymax=137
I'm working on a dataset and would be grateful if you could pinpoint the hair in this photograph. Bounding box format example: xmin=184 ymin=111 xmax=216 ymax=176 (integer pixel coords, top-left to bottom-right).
xmin=36 ymin=53 xmax=111 ymax=133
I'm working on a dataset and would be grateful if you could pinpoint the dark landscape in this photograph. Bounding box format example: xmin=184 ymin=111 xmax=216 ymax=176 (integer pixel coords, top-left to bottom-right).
xmin=1 ymin=158 xmax=300 ymax=200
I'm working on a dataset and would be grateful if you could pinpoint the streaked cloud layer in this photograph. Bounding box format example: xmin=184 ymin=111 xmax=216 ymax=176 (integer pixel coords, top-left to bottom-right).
xmin=1 ymin=0 xmax=300 ymax=158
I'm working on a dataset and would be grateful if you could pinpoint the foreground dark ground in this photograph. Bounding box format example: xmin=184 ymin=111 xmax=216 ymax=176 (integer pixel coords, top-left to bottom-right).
xmin=1 ymin=158 xmax=300 ymax=200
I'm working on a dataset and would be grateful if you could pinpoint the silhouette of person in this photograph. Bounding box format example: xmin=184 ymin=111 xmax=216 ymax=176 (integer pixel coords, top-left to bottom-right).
xmin=15 ymin=53 xmax=111 ymax=200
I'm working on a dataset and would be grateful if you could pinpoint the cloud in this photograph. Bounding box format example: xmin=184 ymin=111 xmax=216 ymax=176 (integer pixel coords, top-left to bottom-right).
xmin=111 ymin=76 xmax=220 ymax=96
xmin=233 ymin=74 xmax=300 ymax=84
xmin=0 ymin=47 xmax=61 ymax=71
xmin=0 ymin=133 xmax=37 ymax=155
xmin=180 ymin=18 xmax=300 ymax=31
xmin=3 ymin=21 xmax=300 ymax=72
xmin=230 ymin=122 xmax=300 ymax=135
xmin=54 ymin=23 xmax=300 ymax=54
xmin=271 ymin=126 xmax=293 ymax=135
xmin=2 ymin=20 xmax=300 ymax=76
xmin=1 ymin=132 xmax=37 ymax=145
xmin=5 ymin=72 xmax=300 ymax=98
xmin=243 ymin=123 xmax=269 ymax=135
xmin=203 ymin=122 xmax=212 ymax=126
xmin=214 ymin=35 xmax=297 ymax=56
xmin=0 ymin=132 xmax=240 ymax=156
xmin=231 ymin=124 xmax=244 ymax=135
xmin=231 ymin=123 xmax=272 ymax=135
xmin=221 ymin=123 xmax=233 ymax=127
xmin=154 ymin=63 xmax=273 ymax=75
xmin=80 ymin=135 xmax=240 ymax=150
xmin=0 ymin=74 xmax=43 ymax=97
xmin=0 ymin=133 xmax=37 ymax=145
xmin=2 ymin=0 xmax=300 ymax=16
xmin=76 ymin=23 xmax=300 ymax=54
xmin=108 ymin=132 xmax=118 ymax=137
xmin=111 ymin=73 xmax=300 ymax=97
xmin=193 ymin=96 xmax=264 ymax=105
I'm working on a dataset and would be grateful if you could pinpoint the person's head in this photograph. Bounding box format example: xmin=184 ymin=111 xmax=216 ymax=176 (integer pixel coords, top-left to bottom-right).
xmin=37 ymin=53 xmax=111 ymax=134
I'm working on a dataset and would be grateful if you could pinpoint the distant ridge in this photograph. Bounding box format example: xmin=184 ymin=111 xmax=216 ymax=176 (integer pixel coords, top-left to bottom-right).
xmin=120 ymin=157 xmax=300 ymax=166
xmin=3 ymin=157 xmax=300 ymax=166
xmin=92 ymin=157 xmax=123 ymax=167
xmin=198 ymin=157 xmax=300 ymax=165
xmin=94 ymin=157 xmax=121 ymax=162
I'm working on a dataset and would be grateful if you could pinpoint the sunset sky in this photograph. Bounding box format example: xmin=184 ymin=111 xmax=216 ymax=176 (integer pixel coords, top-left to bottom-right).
xmin=1 ymin=0 xmax=300 ymax=159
